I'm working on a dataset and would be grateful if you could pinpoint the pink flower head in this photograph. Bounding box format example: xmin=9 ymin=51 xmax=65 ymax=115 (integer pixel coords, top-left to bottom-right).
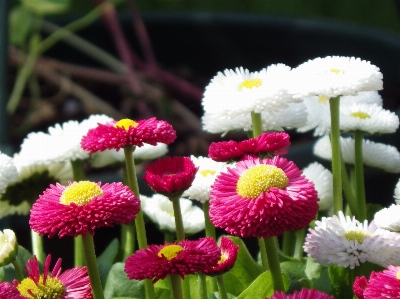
xmin=124 ymin=237 xmax=220 ymax=283
xmin=143 ymin=156 xmax=198 ymax=196
xmin=14 ymin=254 xmax=93 ymax=299
xmin=360 ymin=266 xmax=400 ymax=299
xmin=208 ymin=132 xmax=290 ymax=162
xmin=353 ymin=275 xmax=370 ymax=299
xmin=203 ymin=236 xmax=239 ymax=276
xmin=209 ymin=156 xmax=318 ymax=238
xmin=0 ymin=282 xmax=27 ymax=299
xmin=30 ymin=181 xmax=140 ymax=238
xmin=81 ymin=117 xmax=176 ymax=154
xmin=266 ymin=288 xmax=334 ymax=299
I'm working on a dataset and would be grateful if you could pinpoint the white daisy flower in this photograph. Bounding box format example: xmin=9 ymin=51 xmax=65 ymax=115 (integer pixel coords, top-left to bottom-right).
xmin=19 ymin=114 xmax=113 ymax=165
xmin=304 ymin=211 xmax=400 ymax=269
xmin=202 ymin=101 xmax=307 ymax=134
xmin=202 ymin=65 xmax=298 ymax=118
xmin=340 ymin=90 xmax=383 ymax=106
xmin=302 ymin=162 xmax=333 ymax=211
xmin=89 ymin=143 xmax=168 ymax=168
xmin=289 ymin=56 xmax=383 ymax=98
xmin=140 ymin=194 xmax=204 ymax=235
xmin=314 ymin=135 xmax=400 ymax=173
xmin=394 ymin=180 xmax=400 ymax=204
xmin=183 ymin=156 xmax=227 ymax=203
xmin=374 ymin=204 xmax=400 ymax=232
xmin=0 ymin=152 xmax=18 ymax=194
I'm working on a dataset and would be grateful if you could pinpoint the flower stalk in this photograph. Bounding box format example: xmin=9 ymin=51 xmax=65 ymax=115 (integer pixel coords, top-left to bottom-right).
xmin=354 ymin=130 xmax=367 ymax=221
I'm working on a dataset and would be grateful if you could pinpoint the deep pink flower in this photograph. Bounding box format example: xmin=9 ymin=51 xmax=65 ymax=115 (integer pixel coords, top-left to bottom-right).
xmin=209 ymin=156 xmax=318 ymax=238
xmin=81 ymin=117 xmax=176 ymax=154
xmin=14 ymin=255 xmax=93 ymax=299
xmin=361 ymin=266 xmax=400 ymax=299
xmin=124 ymin=237 xmax=220 ymax=283
xmin=203 ymin=236 xmax=239 ymax=276
xmin=353 ymin=275 xmax=369 ymax=299
xmin=0 ymin=282 xmax=27 ymax=299
xmin=30 ymin=181 xmax=140 ymax=238
xmin=208 ymin=132 xmax=290 ymax=162
xmin=143 ymin=156 xmax=198 ymax=196
xmin=266 ymin=288 xmax=334 ymax=299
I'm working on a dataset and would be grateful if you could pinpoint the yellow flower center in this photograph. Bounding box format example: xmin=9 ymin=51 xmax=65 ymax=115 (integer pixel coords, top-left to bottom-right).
xmin=59 ymin=181 xmax=103 ymax=206
xmin=200 ymin=170 xmax=216 ymax=177
xmin=350 ymin=111 xmax=371 ymax=119
xmin=17 ymin=276 xmax=65 ymax=299
xmin=343 ymin=230 xmax=372 ymax=244
xmin=238 ymin=78 xmax=262 ymax=91
xmin=318 ymin=96 xmax=328 ymax=104
xmin=330 ymin=68 xmax=343 ymax=74
xmin=218 ymin=253 xmax=228 ymax=265
xmin=158 ymin=245 xmax=184 ymax=260
xmin=114 ymin=118 xmax=139 ymax=130
xmin=396 ymin=270 xmax=400 ymax=280
xmin=236 ymin=164 xmax=289 ymax=198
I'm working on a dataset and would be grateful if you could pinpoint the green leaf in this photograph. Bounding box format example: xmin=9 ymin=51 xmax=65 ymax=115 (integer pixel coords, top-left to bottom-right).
xmin=104 ymin=263 xmax=145 ymax=299
xmin=97 ymin=238 xmax=119 ymax=287
xmin=9 ymin=6 xmax=35 ymax=46
xmin=208 ymin=292 xmax=237 ymax=299
xmin=236 ymin=271 xmax=290 ymax=299
xmin=305 ymin=257 xmax=324 ymax=281
xmin=280 ymin=261 xmax=307 ymax=293
xmin=312 ymin=267 xmax=332 ymax=294
xmin=2 ymin=245 xmax=32 ymax=282
xmin=21 ymin=0 xmax=72 ymax=15
xmin=222 ymin=236 xmax=263 ymax=296
xmin=328 ymin=265 xmax=352 ymax=299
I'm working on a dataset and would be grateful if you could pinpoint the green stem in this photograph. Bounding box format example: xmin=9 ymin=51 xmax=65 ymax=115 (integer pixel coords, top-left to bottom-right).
xmin=82 ymin=233 xmax=105 ymax=299
xmin=341 ymin=159 xmax=357 ymax=217
xmin=329 ymin=96 xmax=343 ymax=215
xmin=294 ymin=228 xmax=306 ymax=261
xmin=170 ymin=274 xmax=184 ymax=299
xmin=120 ymin=223 xmax=136 ymax=260
xmin=258 ymin=238 xmax=269 ymax=271
xmin=264 ymin=237 xmax=284 ymax=291
xmin=203 ymin=201 xmax=216 ymax=239
xmin=354 ymin=130 xmax=367 ymax=221
xmin=216 ymin=275 xmax=229 ymax=299
xmin=171 ymin=195 xmax=186 ymax=241
xmin=198 ymin=273 xmax=208 ymax=299
xmin=164 ymin=231 xmax=175 ymax=242
xmin=251 ymin=112 xmax=263 ymax=138
xmin=282 ymin=231 xmax=296 ymax=257
xmin=31 ymin=230 xmax=45 ymax=264
xmin=11 ymin=259 xmax=24 ymax=282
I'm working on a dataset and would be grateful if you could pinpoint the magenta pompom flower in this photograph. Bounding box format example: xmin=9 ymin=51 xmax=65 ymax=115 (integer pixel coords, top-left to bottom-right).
xmin=30 ymin=181 xmax=140 ymax=238
xmin=143 ymin=156 xmax=198 ymax=196
xmin=208 ymin=132 xmax=290 ymax=162
xmin=81 ymin=117 xmax=176 ymax=154
xmin=266 ymin=288 xmax=334 ymax=299
xmin=124 ymin=237 xmax=220 ymax=283
xmin=209 ymin=156 xmax=318 ymax=238
xmin=353 ymin=275 xmax=369 ymax=299
xmin=203 ymin=236 xmax=239 ymax=276
xmin=15 ymin=255 xmax=93 ymax=299
xmin=0 ymin=282 xmax=26 ymax=299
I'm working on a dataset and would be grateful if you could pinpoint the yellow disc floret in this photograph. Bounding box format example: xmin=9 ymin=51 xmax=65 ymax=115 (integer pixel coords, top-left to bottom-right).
xmin=330 ymin=68 xmax=344 ymax=74
xmin=17 ymin=276 xmax=65 ymax=299
xmin=238 ymin=78 xmax=262 ymax=91
xmin=318 ymin=96 xmax=328 ymax=104
xmin=59 ymin=181 xmax=103 ymax=206
xmin=396 ymin=270 xmax=400 ymax=280
xmin=236 ymin=164 xmax=289 ymax=198
xmin=114 ymin=118 xmax=139 ymax=130
xmin=218 ymin=253 xmax=228 ymax=265
xmin=343 ymin=230 xmax=372 ymax=244
xmin=200 ymin=170 xmax=216 ymax=177
xmin=350 ymin=111 xmax=371 ymax=119
xmin=158 ymin=245 xmax=184 ymax=260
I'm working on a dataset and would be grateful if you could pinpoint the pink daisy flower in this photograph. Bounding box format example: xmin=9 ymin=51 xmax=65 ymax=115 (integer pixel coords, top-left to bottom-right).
xmin=124 ymin=237 xmax=221 ymax=283
xmin=203 ymin=236 xmax=239 ymax=276
xmin=208 ymin=132 xmax=290 ymax=162
xmin=0 ymin=282 xmax=27 ymax=299
xmin=14 ymin=254 xmax=93 ymax=299
xmin=360 ymin=266 xmax=400 ymax=299
xmin=81 ymin=117 xmax=176 ymax=154
xmin=353 ymin=275 xmax=370 ymax=299
xmin=143 ymin=156 xmax=198 ymax=196
xmin=266 ymin=288 xmax=334 ymax=299
xmin=209 ymin=156 xmax=318 ymax=238
xmin=30 ymin=181 xmax=140 ymax=238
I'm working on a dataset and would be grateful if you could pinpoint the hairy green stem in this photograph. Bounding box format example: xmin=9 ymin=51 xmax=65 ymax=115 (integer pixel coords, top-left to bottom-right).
xmin=258 ymin=237 xmax=269 ymax=271
xmin=282 ymin=231 xmax=296 ymax=257
xmin=203 ymin=201 xmax=216 ymax=239
xmin=251 ymin=112 xmax=263 ymax=138
xmin=31 ymin=230 xmax=45 ymax=264
xmin=11 ymin=259 xmax=24 ymax=282
xmin=354 ymin=130 xmax=367 ymax=221
xmin=264 ymin=237 xmax=285 ymax=291
xmin=171 ymin=195 xmax=185 ymax=241
xmin=198 ymin=272 xmax=208 ymax=299
xmin=170 ymin=274 xmax=184 ymax=299
xmin=294 ymin=228 xmax=306 ymax=261
xmin=216 ymin=275 xmax=229 ymax=299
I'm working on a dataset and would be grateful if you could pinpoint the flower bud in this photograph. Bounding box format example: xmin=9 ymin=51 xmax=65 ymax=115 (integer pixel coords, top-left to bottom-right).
xmin=0 ymin=229 xmax=18 ymax=266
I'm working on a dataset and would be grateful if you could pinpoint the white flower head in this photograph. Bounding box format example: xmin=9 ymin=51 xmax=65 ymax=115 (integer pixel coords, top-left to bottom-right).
xmin=141 ymin=194 xmax=205 ymax=235
xmin=183 ymin=156 xmax=227 ymax=203
xmin=0 ymin=229 xmax=18 ymax=266
xmin=0 ymin=152 xmax=18 ymax=194
xmin=340 ymin=90 xmax=383 ymax=106
xmin=304 ymin=211 xmax=400 ymax=269
xmin=394 ymin=179 xmax=400 ymax=204
xmin=296 ymin=96 xmax=331 ymax=136
xmin=302 ymin=162 xmax=333 ymax=211
xmin=314 ymin=135 xmax=400 ymax=173
xmin=374 ymin=204 xmax=400 ymax=232
xmin=202 ymin=65 xmax=298 ymax=118
xmin=289 ymin=56 xmax=383 ymax=98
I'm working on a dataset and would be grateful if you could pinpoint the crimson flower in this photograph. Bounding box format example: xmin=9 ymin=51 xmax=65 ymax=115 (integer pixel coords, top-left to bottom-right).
xmin=266 ymin=288 xmax=334 ymax=299
xmin=0 ymin=282 xmax=26 ymax=299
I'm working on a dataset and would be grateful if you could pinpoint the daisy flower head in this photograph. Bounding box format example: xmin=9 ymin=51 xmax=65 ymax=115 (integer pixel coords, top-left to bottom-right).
xmin=124 ymin=237 xmax=221 ymax=283
xmin=202 ymin=236 xmax=239 ymax=276
xmin=15 ymin=254 xmax=93 ymax=299
xmin=394 ymin=179 xmax=400 ymax=204
xmin=353 ymin=275 xmax=369 ymax=299
xmin=304 ymin=211 xmax=400 ymax=269
xmin=0 ymin=282 xmax=26 ymax=299
xmin=0 ymin=229 xmax=18 ymax=267
xmin=208 ymin=132 xmax=290 ymax=162
xmin=202 ymin=64 xmax=296 ymax=118
xmin=29 ymin=181 xmax=140 ymax=238
xmin=289 ymin=56 xmax=383 ymax=98
xmin=314 ymin=135 xmax=400 ymax=173
xmin=141 ymin=194 xmax=204 ymax=235
xmin=374 ymin=204 xmax=400 ymax=232
xmin=0 ymin=152 xmax=18 ymax=194
xmin=361 ymin=265 xmax=400 ymax=299
xmin=143 ymin=156 xmax=198 ymax=197
xmin=266 ymin=288 xmax=334 ymax=299
xmin=81 ymin=117 xmax=176 ymax=154
xmin=302 ymin=162 xmax=333 ymax=211
xmin=296 ymin=95 xmax=331 ymax=136
xmin=209 ymin=156 xmax=319 ymax=238
xmin=183 ymin=156 xmax=226 ymax=203
xmin=340 ymin=90 xmax=383 ymax=106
